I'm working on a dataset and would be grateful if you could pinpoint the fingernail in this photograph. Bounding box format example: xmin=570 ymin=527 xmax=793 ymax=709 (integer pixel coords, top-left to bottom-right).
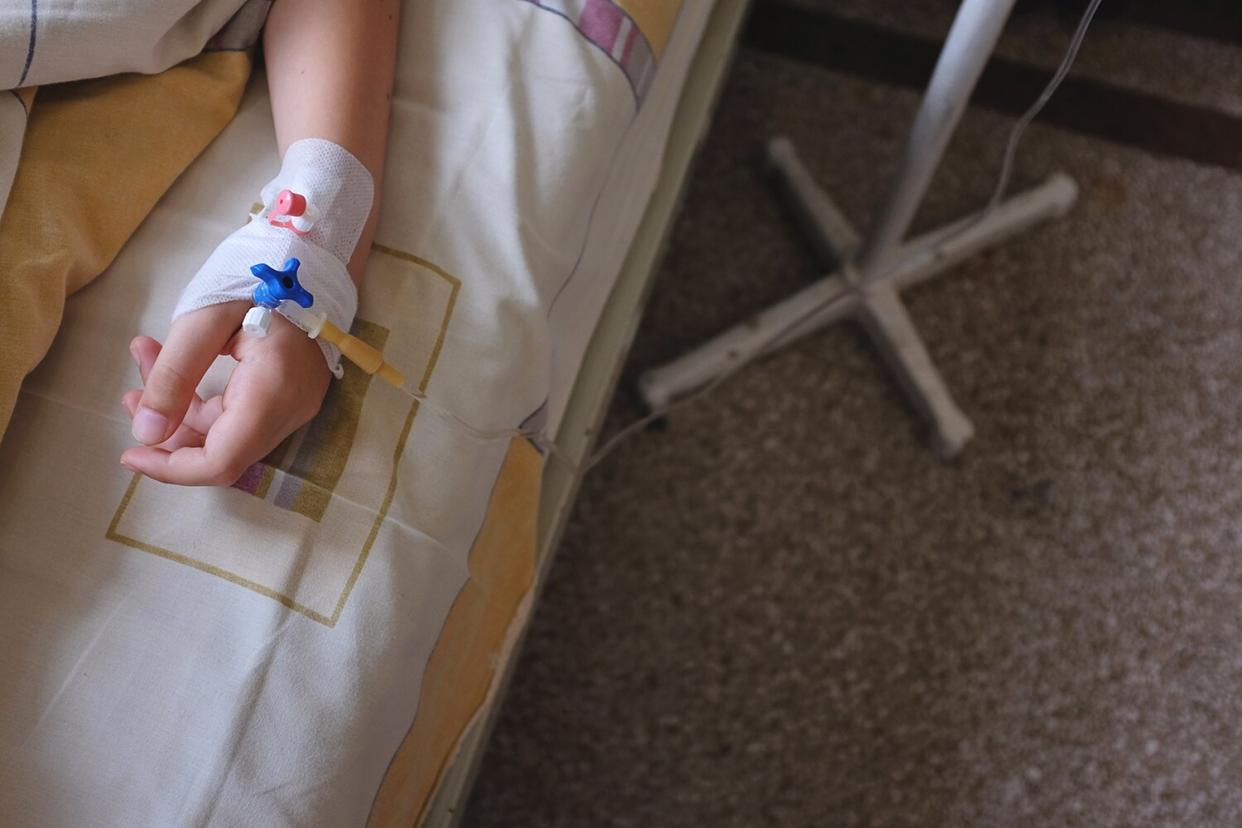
xmin=129 ymin=343 xmax=139 ymax=366
xmin=131 ymin=406 xmax=168 ymax=444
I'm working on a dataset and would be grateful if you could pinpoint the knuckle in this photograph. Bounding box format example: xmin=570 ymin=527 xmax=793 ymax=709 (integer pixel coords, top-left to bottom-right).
xmin=145 ymin=361 xmax=194 ymax=403
xmin=210 ymin=468 xmax=242 ymax=488
xmin=203 ymin=456 xmax=247 ymax=488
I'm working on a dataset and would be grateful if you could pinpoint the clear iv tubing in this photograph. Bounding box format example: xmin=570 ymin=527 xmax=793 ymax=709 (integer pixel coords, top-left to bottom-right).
xmin=385 ymin=0 xmax=1103 ymax=475
xmin=392 ymin=287 xmax=855 ymax=476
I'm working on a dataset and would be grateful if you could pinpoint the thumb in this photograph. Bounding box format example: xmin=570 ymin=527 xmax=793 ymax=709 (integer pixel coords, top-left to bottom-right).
xmin=131 ymin=303 xmax=246 ymax=445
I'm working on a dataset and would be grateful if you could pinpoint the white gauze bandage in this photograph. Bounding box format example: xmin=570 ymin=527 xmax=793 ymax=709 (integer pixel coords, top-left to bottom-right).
xmin=173 ymin=138 xmax=374 ymax=377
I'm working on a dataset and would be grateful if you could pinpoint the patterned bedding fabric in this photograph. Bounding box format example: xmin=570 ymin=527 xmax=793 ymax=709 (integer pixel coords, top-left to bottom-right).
xmin=0 ymin=0 xmax=691 ymax=824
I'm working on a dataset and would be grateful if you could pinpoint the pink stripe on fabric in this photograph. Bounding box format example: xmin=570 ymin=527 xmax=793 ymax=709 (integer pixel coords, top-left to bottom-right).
xmin=232 ymin=462 xmax=265 ymax=494
xmin=620 ymin=20 xmax=638 ymax=65
xmin=578 ymin=0 xmax=623 ymax=49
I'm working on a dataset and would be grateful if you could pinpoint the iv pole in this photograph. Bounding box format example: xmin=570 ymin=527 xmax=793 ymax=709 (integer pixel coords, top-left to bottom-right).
xmin=638 ymin=0 xmax=1077 ymax=457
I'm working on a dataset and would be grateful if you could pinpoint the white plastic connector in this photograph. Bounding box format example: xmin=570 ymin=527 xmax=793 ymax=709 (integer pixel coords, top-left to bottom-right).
xmin=243 ymin=306 xmax=273 ymax=337
xmin=288 ymin=210 xmax=317 ymax=234
xmin=273 ymin=303 xmax=326 ymax=339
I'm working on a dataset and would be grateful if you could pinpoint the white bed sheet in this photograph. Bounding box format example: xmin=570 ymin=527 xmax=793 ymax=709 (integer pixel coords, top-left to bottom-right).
xmin=0 ymin=1 xmax=715 ymax=824
xmin=545 ymin=0 xmax=719 ymax=436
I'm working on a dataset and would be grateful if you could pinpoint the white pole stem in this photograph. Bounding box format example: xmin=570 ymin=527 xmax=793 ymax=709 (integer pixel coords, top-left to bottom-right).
xmin=854 ymin=0 xmax=1018 ymax=280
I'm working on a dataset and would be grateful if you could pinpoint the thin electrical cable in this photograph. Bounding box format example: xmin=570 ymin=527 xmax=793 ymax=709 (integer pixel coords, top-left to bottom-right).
xmin=580 ymin=286 xmax=857 ymax=472
xmin=396 ymin=285 xmax=857 ymax=476
xmin=390 ymin=0 xmax=1104 ymax=475
xmin=986 ymin=0 xmax=1103 ymax=211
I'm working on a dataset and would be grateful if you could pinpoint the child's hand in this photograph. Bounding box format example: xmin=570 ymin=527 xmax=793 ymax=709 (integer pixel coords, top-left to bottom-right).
xmin=120 ymin=303 xmax=331 ymax=486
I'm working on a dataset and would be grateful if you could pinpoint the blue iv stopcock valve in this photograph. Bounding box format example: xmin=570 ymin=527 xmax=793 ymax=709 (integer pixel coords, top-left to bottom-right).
xmin=250 ymin=258 xmax=314 ymax=309
xmin=242 ymin=258 xmax=316 ymax=338
xmin=241 ymin=256 xmax=408 ymax=388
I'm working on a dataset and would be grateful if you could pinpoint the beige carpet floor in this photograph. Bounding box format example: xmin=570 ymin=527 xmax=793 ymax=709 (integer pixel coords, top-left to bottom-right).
xmin=467 ymin=2 xmax=1242 ymax=825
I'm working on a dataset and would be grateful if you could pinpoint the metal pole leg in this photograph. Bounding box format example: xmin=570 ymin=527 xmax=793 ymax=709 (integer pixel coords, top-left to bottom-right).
xmin=637 ymin=174 xmax=1075 ymax=414
xmin=856 ymin=283 xmax=974 ymax=458
xmin=766 ymin=137 xmax=860 ymax=267
xmin=637 ymin=273 xmax=857 ymax=411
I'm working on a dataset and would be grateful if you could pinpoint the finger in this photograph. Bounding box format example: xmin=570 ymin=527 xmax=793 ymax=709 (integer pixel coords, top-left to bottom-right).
xmin=127 ymin=336 xmax=228 ymax=435
xmin=121 ymin=389 xmax=142 ymax=416
xmin=189 ymin=395 xmax=226 ymax=433
xmin=129 ymin=335 xmax=160 ymax=380
xmin=125 ymin=386 xmax=225 ymax=437
xmin=153 ymin=427 xmax=208 ymax=453
xmin=130 ymin=304 xmax=245 ymax=446
xmin=121 ymin=391 xmax=209 ymax=452
xmin=121 ymin=393 xmax=285 ymax=487
xmin=130 ymin=337 xmax=210 ymax=425
xmin=131 ymin=334 xmax=231 ymax=377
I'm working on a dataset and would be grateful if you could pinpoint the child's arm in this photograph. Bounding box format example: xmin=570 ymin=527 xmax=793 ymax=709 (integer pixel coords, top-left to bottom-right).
xmin=120 ymin=0 xmax=401 ymax=486
xmin=265 ymin=0 xmax=400 ymax=287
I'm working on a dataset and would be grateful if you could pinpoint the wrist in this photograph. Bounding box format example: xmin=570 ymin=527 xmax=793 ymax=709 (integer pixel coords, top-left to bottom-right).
xmin=172 ymin=138 xmax=374 ymax=377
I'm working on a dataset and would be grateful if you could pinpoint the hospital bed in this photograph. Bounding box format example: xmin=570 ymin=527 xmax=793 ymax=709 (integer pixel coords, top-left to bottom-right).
xmin=0 ymin=0 xmax=750 ymax=824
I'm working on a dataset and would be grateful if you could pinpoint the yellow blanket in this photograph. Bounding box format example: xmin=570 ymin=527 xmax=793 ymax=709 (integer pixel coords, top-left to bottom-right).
xmin=0 ymin=51 xmax=251 ymax=440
